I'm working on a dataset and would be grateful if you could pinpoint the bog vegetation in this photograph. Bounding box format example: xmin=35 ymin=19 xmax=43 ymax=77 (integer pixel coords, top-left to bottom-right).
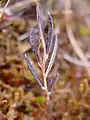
xmin=0 ymin=0 xmax=90 ymax=120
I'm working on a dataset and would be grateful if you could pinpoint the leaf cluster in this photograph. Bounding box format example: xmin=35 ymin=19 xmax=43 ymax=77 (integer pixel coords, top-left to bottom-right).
xmin=25 ymin=3 xmax=58 ymax=94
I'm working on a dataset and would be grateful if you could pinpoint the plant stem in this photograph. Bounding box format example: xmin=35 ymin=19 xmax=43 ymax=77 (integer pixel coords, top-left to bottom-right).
xmin=44 ymin=76 xmax=50 ymax=101
xmin=41 ymin=62 xmax=49 ymax=101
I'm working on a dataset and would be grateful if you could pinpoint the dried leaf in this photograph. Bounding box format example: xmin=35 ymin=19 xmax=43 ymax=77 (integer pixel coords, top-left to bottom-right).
xmin=25 ymin=54 xmax=43 ymax=89
xmin=45 ymin=34 xmax=58 ymax=78
xmin=18 ymin=42 xmax=30 ymax=53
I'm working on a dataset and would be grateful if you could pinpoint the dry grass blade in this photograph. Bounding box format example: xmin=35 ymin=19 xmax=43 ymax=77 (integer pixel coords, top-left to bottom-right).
xmin=45 ymin=33 xmax=58 ymax=78
xmin=64 ymin=53 xmax=90 ymax=67
xmin=0 ymin=0 xmax=11 ymax=19
xmin=65 ymin=0 xmax=90 ymax=76
xmin=25 ymin=54 xmax=44 ymax=89
xmin=8 ymin=0 xmax=35 ymax=15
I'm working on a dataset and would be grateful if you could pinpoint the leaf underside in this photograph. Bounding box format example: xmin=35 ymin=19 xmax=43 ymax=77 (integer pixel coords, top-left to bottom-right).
xmin=25 ymin=54 xmax=43 ymax=89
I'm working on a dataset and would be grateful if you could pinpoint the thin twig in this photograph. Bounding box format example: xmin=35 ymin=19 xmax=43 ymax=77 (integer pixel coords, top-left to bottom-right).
xmin=64 ymin=0 xmax=90 ymax=76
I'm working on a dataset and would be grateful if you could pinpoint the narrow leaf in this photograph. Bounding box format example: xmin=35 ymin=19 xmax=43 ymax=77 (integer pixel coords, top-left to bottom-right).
xmin=29 ymin=27 xmax=40 ymax=61
xmin=47 ymin=13 xmax=54 ymax=54
xmin=25 ymin=54 xmax=43 ymax=89
xmin=47 ymin=74 xmax=59 ymax=92
xmin=36 ymin=4 xmax=46 ymax=60
xmin=36 ymin=4 xmax=45 ymax=32
xmin=50 ymin=73 xmax=59 ymax=91
xmin=45 ymin=33 xmax=58 ymax=78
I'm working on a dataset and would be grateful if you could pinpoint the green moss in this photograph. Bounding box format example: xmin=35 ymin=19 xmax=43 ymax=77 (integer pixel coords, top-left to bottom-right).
xmin=80 ymin=27 xmax=90 ymax=35
xmin=36 ymin=96 xmax=46 ymax=104
xmin=25 ymin=104 xmax=31 ymax=113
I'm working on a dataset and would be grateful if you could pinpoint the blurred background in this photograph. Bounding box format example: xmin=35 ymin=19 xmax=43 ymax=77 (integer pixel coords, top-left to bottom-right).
xmin=0 ymin=0 xmax=90 ymax=120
